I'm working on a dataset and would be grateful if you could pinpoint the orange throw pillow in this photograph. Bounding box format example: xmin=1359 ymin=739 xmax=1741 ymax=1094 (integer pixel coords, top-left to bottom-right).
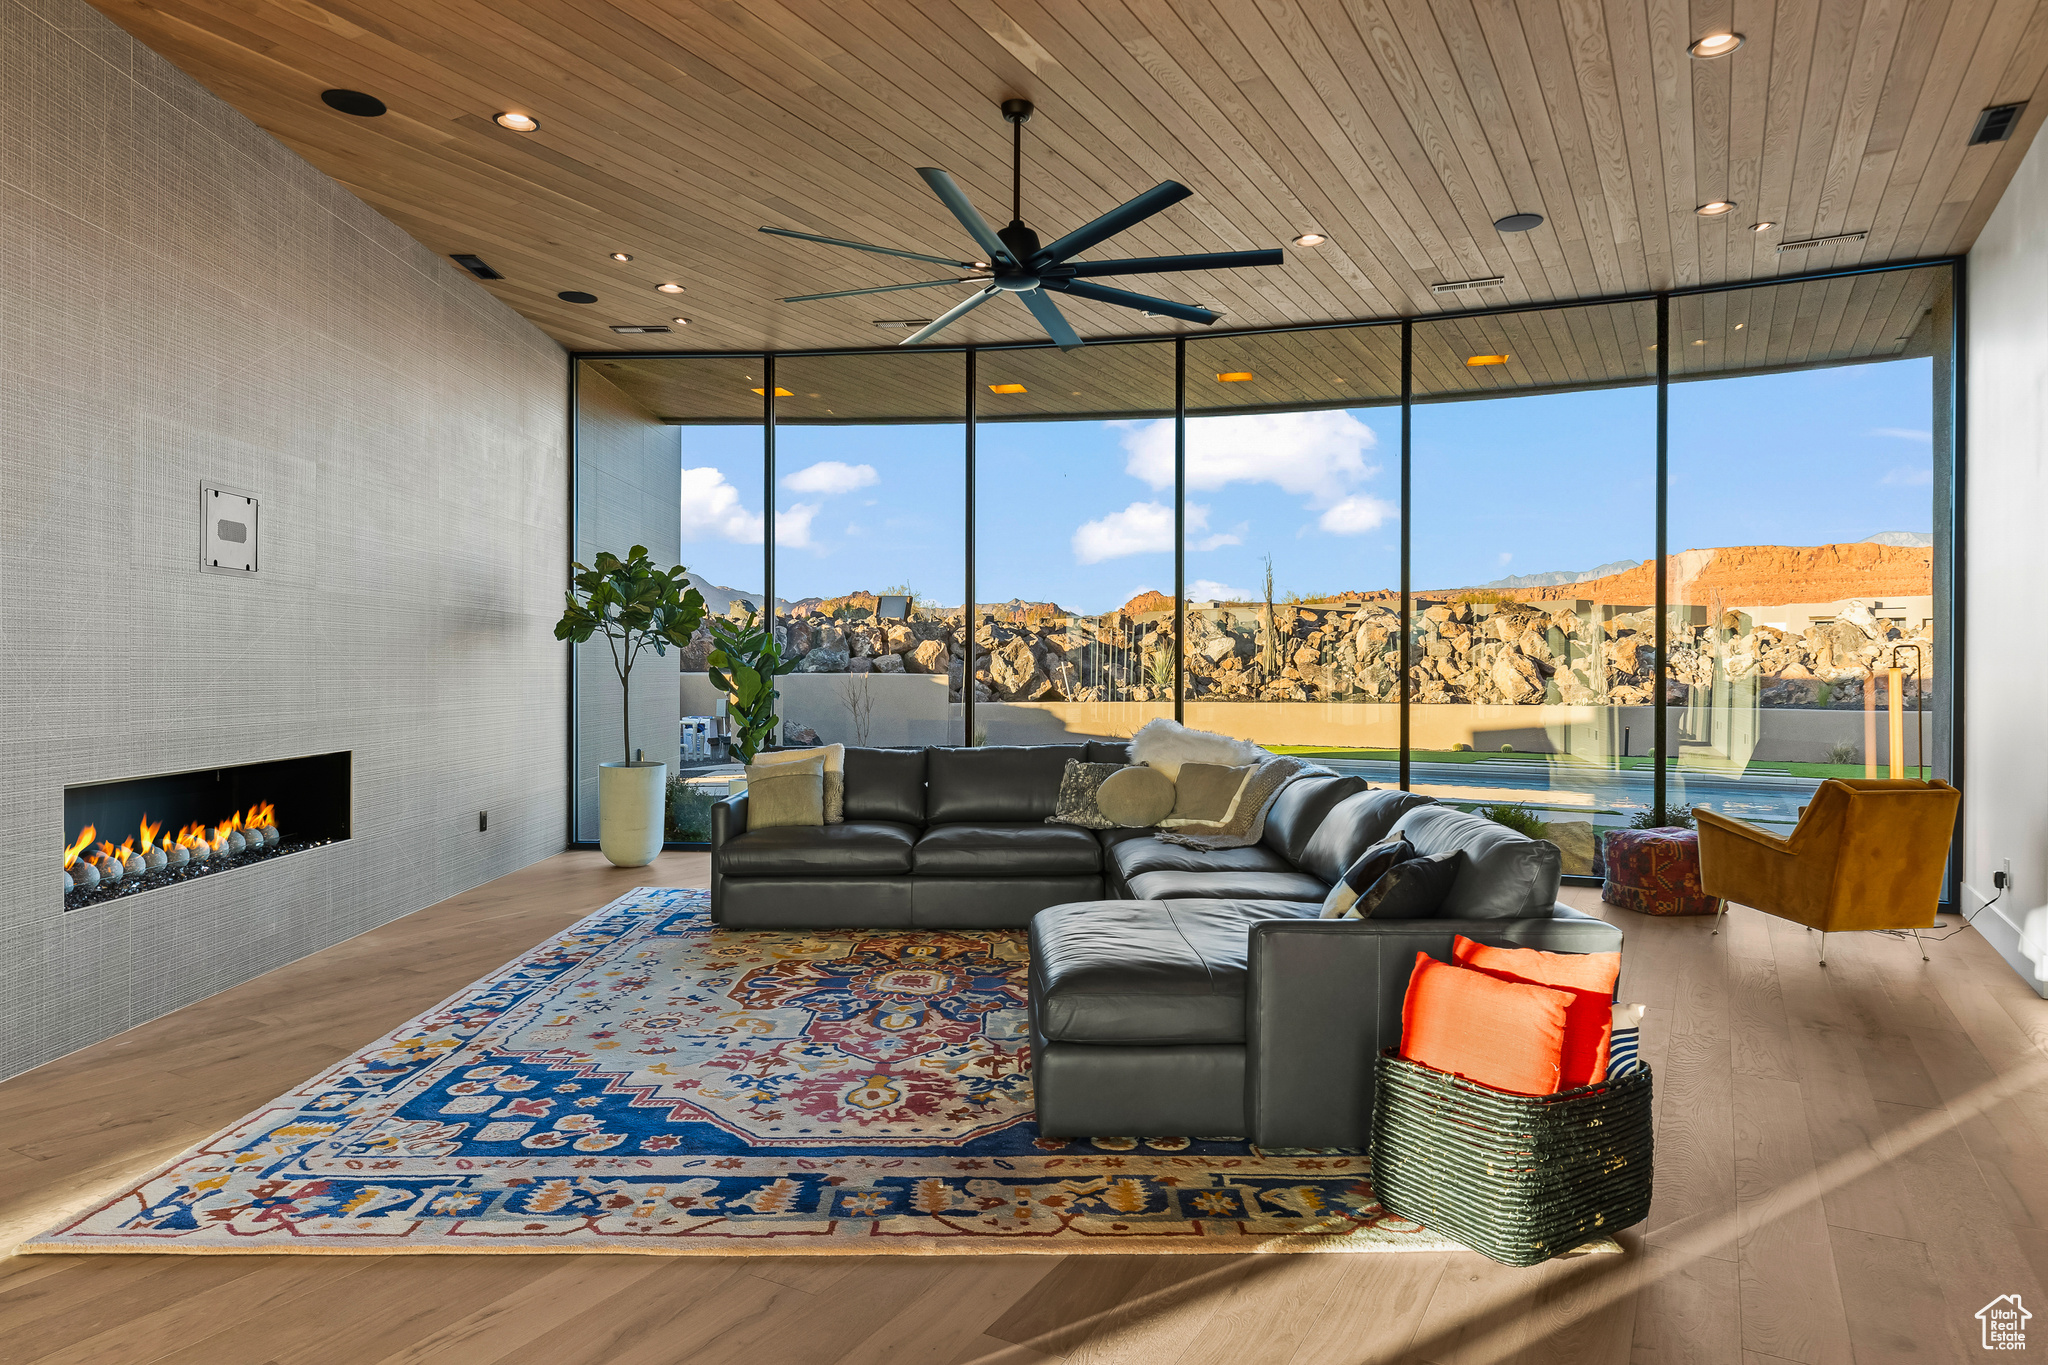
xmin=1452 ymin=937 xmax=1622 ymax=1090
xmin=1399 ymin=952 xmax=1571 ymax=1096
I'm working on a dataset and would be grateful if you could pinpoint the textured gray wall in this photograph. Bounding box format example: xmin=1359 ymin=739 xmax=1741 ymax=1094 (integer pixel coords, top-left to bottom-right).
xmin=573 ymin=366 xmax=683 ymax=840
xmin=0 ymin=0 xmax=571 ymax=1079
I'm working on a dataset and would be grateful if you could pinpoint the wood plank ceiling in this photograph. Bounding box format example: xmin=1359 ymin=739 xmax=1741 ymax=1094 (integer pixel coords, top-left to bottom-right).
xmin=88 ymin=0 xmax=2048 ymax=363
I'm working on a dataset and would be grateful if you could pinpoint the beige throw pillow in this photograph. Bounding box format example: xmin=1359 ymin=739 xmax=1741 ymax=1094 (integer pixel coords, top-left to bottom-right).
xmin=747 ymin=744 xmax=844 ymax=822
xmin=1160 ymin=762 xmax=1257 ymax=828
xmin=1096 ymin=765 xmax=1176 ymax=827
xmin=743 ymin=749 xmax=826 ymax=829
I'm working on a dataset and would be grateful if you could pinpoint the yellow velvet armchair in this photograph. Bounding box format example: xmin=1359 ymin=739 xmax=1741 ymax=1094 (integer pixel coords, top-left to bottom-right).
xmin=1695 ymin=778 xmax=1960 ymax=965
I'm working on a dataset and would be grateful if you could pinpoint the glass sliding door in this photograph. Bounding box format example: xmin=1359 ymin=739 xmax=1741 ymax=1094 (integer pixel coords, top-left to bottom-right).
xmin=772 ymin=351 xmax=966 ymax=748
xmin=1179 ymin=325 xmax=1404 ymax=771
xmin=972 ymin=342 xmax=1177 ymax=744
xmin=1666 ymin=268 xmax=1952 ymax=832
xmin=1409 ymin=302 xmax=1658 ymax=871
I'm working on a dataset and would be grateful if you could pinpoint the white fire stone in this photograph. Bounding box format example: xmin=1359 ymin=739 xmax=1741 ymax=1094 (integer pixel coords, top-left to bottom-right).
xmin=144 ymin=848 xmax=167 ymax=872
xmin=167 ymin=843 xmax=189 ymax=866
xmin=226 ymin=831 xmax=247 ymax=855
xmin=96 ymin=854 xmax=123 ymax=882
xmin=123 ymin=853 xmax=146 ymax=877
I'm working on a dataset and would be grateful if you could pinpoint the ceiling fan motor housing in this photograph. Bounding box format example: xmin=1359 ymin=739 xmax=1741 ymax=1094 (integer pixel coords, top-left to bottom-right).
xmin=998 ymin=221 xmax=1042 ymax=264
xmin=1001 ymin=98 xmax=1034 ymax=124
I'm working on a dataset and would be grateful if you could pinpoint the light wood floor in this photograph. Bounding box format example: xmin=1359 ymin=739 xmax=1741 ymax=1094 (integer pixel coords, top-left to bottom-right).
xmin=3 ymin=852 xmax=2044 ymax=1364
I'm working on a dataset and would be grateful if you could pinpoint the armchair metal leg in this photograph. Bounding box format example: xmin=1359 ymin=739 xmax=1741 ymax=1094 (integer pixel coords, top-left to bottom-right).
xmin=1910 ymin=926 xmax=1930 ymax=962
xmin=1711 ymin=899 xmax=1727 ymax=935
xmin=1818 ymin=931 xmax=1828 ymax=967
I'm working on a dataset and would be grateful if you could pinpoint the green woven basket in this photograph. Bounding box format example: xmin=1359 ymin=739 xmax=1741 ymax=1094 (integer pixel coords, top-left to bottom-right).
xmin=1368 ymin=1050 xmax=1654 ymax=1266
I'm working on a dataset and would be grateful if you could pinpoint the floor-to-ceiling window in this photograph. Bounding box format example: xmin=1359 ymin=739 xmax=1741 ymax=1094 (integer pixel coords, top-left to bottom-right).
xmin=1666 ymin=267 xmax=1952 ymax=832
xmin=972 ymin=342 xmax=1177 ymax=744
xmin=772 ymin=351 xmax=965 ymax=748
xmin=1409 ymin=303 xmax=1657 ymax=871
xmin=568 ymin=260 xmax=1958 ymax=875
xmin=1179 ymin=325 xmax=1404 ymax=767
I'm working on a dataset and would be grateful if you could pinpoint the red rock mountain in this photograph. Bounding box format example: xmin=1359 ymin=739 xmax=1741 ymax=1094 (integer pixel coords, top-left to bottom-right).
xmin=1502 ymin=542 xmax=1933 ymax=608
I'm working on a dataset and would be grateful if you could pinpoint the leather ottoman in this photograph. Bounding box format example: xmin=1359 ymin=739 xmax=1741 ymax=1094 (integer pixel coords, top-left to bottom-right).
xmin=1601 ymin=827 xmax=1716 ymax=915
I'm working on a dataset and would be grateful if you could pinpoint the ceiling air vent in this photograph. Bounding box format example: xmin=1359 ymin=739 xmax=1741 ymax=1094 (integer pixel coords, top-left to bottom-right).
xmin=1776 ymin=232 xmax=1868 ymax=253
xmin=609 ymin=325 xmax=672 ymax=334
xmin=1971 ymin=103 xmax=2027 ymax=145
xmin=1430 ymin=276 xmax=1506 ymax=294
xmin=449 ymin=254 xmax=503 ymax=280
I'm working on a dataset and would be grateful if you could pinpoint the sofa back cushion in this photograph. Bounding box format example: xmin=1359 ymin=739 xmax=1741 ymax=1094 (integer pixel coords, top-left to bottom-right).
xmin=925 ymin=745 xmax=1089 ymax=823
xmin=1259 ymin=773 xmax=1371 ymax=866
xmin=1390 ymin=804 xmax=1562 ymax=917
xmin=841 ymin=747 xmax=928 ymax=825
xmin=1297 ymin=789 xmax=1438 ymax=884
xmin=1086 ymin=739 xmax=1132 ymax=766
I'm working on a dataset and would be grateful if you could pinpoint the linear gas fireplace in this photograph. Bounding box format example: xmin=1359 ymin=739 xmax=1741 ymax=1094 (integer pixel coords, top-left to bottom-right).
xmin=62 ymin=752 xmax=351 ymax=910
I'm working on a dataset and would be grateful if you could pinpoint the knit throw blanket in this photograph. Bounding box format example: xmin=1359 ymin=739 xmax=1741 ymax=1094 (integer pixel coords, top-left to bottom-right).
xmin=1153 ymin=755 xmax=1327 ymax=850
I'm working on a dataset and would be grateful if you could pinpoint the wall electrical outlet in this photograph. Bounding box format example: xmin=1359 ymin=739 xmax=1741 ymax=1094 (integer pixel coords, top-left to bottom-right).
xmin=479 ymin=811 xmax=489 ymax=832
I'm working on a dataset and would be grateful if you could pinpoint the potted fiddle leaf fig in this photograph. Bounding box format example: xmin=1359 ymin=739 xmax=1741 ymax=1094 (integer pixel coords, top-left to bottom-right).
xmin=555 ymin=546 xmax=706 ymax=867
xmin=708 ymin=608 xmax=799 ymax=763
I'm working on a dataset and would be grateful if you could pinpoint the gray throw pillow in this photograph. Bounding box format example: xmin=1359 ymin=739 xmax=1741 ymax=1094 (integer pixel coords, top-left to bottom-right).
xmin=1342 ymin=849 xmax=1466 ymax=919
xmin=745 ymin=769 xmax=825 ymax=829
xmin=1047 ymin=760 xmax=1125 ymax=830
xmin=1161 ymin=761 xmax=1256 ymax=827
xmin=1319 ymin=836 xmax=1414 ymax=919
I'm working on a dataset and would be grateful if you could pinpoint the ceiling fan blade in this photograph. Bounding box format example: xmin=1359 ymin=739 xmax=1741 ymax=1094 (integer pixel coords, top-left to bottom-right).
xmin=757 ymin=225 xmax=974 ymax=269
xmin=1031 ymin=181 xmax=1194 ymax=268
xmin=915 ymin=168 xmax=1017 ymax=266
xmin=1043 ymin=277 xmax=1218 ymax=325
xmin=899 ymin=287 xmax=1000 ymax=346
xmin=1019 ymin=288 xmax=1084 ymax=352
xmin=781 ymin=278 xmax=978 ymax=303
xmin=1056 ymin=248 xmax=1284 ymax=279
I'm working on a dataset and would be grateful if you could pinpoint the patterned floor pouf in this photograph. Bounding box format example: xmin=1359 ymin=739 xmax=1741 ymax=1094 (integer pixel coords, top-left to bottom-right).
xmin=24 ymin=889 xmax=1628 ymax=1257
xmin=1602 ymin=827 xmax=1716 ymax=916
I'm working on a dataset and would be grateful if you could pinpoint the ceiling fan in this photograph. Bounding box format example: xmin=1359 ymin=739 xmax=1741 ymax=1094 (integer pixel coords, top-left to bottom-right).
xmin=759 ymin=99 xmax=1285 ymax=351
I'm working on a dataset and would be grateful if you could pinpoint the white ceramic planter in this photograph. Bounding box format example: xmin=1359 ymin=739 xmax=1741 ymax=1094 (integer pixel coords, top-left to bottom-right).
xmin=599 ymin=760 xmax=667 ymax=867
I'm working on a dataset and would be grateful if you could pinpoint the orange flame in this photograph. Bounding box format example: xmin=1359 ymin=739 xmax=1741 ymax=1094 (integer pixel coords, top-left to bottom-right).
xmin=247 ymin=803 xmax=275 ymax=829
xmin=64 ymin=826 xmax=95 ymax=870
xmin=96 ymin=840 xmax=118 ymax=861
xmin=140 ymin=816 xmax=160 ymax=854
xmin=115 ymin=838 xmax=135 ymax=861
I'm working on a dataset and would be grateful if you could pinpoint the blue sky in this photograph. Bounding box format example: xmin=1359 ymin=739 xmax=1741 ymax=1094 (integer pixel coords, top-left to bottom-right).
xmin=668 ymin=357 xmax=1935 ymax=616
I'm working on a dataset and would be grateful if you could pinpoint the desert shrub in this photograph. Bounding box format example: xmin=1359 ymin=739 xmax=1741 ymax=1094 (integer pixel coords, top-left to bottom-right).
xmin=1826 ymin=742 xmax=1860 ymax=765
xmin=1628 ymin=804 xmax=1695 ymax=831
xmin=665 ymin=779 xmax=719 ymax=843
xmin=1499 ymin=743 xmax=1516 ymax=753
xmin=1477 ymin=803 xmax=1547 ymax=839
xmin=1452 ymin=742 xmax=1473 ymax=752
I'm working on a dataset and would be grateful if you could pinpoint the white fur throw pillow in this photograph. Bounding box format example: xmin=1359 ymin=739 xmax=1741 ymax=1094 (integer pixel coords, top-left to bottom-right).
xmin=1128 ymin=719 xmax=1269 ymax=782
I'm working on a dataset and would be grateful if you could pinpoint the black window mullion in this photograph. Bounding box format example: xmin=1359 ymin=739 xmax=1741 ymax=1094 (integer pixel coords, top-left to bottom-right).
xmin=1174 ymin=334 xmax=1187 ymax=725
xmin=1653 ymin=296 xmax=1669 ymax=824
xmin=1399 ymin=319 xmax=1413 ymax=793
xmin=964 ymin=349 xmax=977 ymax=747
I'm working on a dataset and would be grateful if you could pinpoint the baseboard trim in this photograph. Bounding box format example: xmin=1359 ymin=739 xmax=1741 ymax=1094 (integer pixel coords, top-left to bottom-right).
xmin=1959 ymin=881 xmax=2047 ymax=998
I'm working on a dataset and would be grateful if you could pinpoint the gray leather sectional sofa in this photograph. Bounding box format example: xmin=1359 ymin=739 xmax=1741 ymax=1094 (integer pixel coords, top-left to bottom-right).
xmin=712 ymin=743 xmax=1623 ymax=1148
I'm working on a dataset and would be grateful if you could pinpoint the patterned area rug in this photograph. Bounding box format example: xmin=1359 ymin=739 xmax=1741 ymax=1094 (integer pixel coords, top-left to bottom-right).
xmin=28 ymin=889 xmax=1610 ymax=1256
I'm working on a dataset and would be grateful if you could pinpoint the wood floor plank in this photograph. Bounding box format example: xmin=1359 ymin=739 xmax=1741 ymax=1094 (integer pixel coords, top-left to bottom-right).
xmin=0 ymin=849 xmax=2041 ymax=1363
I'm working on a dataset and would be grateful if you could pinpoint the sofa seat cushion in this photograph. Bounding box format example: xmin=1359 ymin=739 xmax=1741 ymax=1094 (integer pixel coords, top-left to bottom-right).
xmin=1109 ymin=837 xmax=1294 ymax=882
xmin=1124 ymin=869 xmax=1331 ymax=902
xmin=716 ymin=821 xmax=918 ymax=876
xmin=1030 ymin=900 xmax=1316 ymax=1044
xmin=913 ymin=822 xmax=1104 ymax=875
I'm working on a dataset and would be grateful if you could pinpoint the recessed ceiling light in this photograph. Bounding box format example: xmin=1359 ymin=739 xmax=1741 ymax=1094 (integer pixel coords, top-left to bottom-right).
xmin=1292 ymin=233 xmax=1327 ymax=247
xmin=970 ymin=260 xmax=991 ymax=269
xmin=1216 ymin=372 xmax=1254 ymax=382
xmin=1691 ymin=339 xmax=1706 ymax=345
xmin=1466 ymin=354 xmax=1510 ymax=367
xmin=1688 ymin=32 xmax=1744 ymax=58
xmin=557 ymin=290 xmax=597 ymax=304
xmin=1494 ymin=213 xmax=1544 ymax=232
xmin=750 ymin=386 xmax=794 ymax=397
xmin=320 ymin=89 xmax=387 ymax=118
xmin=656 ymin=282 xmax=685 ymax=294
xmin=1749 ymin=221 xmax=1776 ymax=233
xmin=671 ymin=317 xmax=691 ymax=326
xmin=1696 ymin=200 xmax=1737 ymax=216
xmin=609 ymin=252 xmax=633 ymax=262
xmin=989 ymin=383 xmax=1028 ymax=394
xmin=1734 ymin=322 xmax=1745 ymax=330
xmin=494 ymin=111 xmax=539 ymax=132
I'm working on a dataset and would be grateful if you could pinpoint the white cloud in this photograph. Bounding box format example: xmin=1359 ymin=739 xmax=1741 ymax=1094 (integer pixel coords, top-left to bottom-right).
xmin=776 ymin=504 xmax=819 ymax=548
xmin=781 ymin=460 xmax=879 ymax=495
xmin=1187 ymin=578 xmax=1253 ymax=601
xmin=1073 ymin=501 xmax=1173 ymax=563
xmin=1881 ymin=467 xmax=1933 ymax=487
xmin=1073 ymin=503 xmax=1237 ymax=563
xmin=1498 ymin=551 xmax=1514 ymax=567
xmin=1318 ymin=494 xmax=1398 ymax=536
xmin=680 ymin=466 xmax=763 ymax=543
xmin=1120 ymin=409 xmax=1381 ymax=502
xmin=1871 ymin=427 xmax=1933 ymax=442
